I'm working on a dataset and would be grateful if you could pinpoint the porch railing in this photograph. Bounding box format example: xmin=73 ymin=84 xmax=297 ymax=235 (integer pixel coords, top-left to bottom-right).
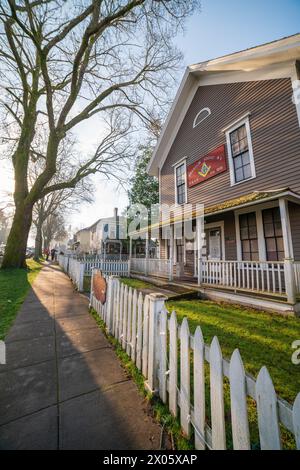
xmin=294 ymin=262 xmax=300 ymax=294
xmin=201 ymin=260 xmax=286 ymax=295
xmin=130 ymin=257 xmax=171 ymax=279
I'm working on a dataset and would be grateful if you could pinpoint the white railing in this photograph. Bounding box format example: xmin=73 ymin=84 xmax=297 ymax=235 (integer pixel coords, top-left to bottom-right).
xmin=294 ymin=262 xmax=300 ymax=294
xmin=90 ymin=272 xmax=300 ymax=450
xmin=84 ymin=260 xmax=129 ymax=276
xmin=130 ymin=257 xmax=171 ymax=279
xmin=201 ymin=260 xmax=286 ymax=295
xmin=58 ymin=255 xmax=129 ymax=290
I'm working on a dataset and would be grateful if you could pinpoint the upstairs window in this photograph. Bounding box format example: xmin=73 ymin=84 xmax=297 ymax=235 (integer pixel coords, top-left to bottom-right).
xmin=175 ymin=161 xmax=186 ymax=205
xmin=225 ymin=115 xmax=256 ymax=186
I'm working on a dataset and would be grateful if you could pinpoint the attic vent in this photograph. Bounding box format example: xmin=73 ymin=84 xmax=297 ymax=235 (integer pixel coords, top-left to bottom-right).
xmin=193 ymin=107 xmax=211 ymax=128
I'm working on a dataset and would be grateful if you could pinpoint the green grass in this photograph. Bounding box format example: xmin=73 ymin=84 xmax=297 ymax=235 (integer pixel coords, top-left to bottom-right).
xmin=90 ymin=307 xmax=193 ymax=450
xmin=0 ymin=259 xmax=42 ymax=340
xmin=166 ymin=298 xmax=300 ymax=404
xmin=121 ymin=277 xmax=159 ymax=290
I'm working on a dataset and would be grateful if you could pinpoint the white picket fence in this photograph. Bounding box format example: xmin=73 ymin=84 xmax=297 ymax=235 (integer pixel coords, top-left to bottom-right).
xmin=58 ymin=254 xmax=129 ymax=291
xmin=90 ymin=270 xmax=300 ymax=450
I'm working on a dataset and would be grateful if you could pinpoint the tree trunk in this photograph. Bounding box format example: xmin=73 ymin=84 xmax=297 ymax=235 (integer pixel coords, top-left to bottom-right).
xmin=34 ymin=221 xmax=43 ymax=261
xmin=1 ymin=202 xmax=33 ymax=269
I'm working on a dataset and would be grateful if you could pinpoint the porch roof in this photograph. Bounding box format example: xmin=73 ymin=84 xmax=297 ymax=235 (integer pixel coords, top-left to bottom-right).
xmin=129 ymin=188 xmax=300 ymax=236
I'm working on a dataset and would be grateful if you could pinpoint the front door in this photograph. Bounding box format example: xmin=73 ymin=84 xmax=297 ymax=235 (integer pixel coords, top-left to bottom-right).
xmin=203 ymin=227 xmax=222 ymax=282
xmin=207 ymin=228 xmax=222 ymax=260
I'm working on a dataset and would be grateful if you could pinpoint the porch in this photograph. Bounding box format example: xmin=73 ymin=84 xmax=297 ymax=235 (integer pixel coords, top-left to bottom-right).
xmin=129 ymin=190 xmax=300 ymax=312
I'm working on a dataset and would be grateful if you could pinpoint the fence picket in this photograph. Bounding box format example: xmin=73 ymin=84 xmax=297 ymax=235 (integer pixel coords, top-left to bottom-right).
xmin=193 ymin=326 xmax=206 ymax=450
xmin=126 ymin=287 xmax=132 ymax=355
xmin=169 ymin=311 xmax=178 ymax=418
xmin=122 ymin=285 xmax=128 ymax=349
xmin=142 ymin=295 xmax=149 ymax=378
xmin=210 ymin=336 xmax=226 ymax=449
xmin=229 ymin=349 xmax=250 ymax=450
xmin=118 ymin=283 xmax=124 ymax=342
xmin=293 ymin=393 xmax=300 ymax=449
xmin=180 ymin=318 xmax=191 ymax=437
xmin=256 ymin=366 xmax=281 ymax=450
xmin=131 ymin=289 xmax=138 ymax=362
xmin=136 ymin=292 xmax=143 ymax=370
xmin=159 ymin=308 xmax=168 ymax=403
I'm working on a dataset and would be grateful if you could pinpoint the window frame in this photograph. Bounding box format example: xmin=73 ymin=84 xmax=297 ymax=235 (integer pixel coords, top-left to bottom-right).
xmin=174 ymin=159 xmax=187 ymax=206
xmin=239 ymin=212 xmax=259 ymax=261
xmin=262 ymin=207 xmax=284 ymax=262
xmin=225 ymin=114 xmax=256 ymax=186
xmin=193 ymin=107 xmax=211 ymax=128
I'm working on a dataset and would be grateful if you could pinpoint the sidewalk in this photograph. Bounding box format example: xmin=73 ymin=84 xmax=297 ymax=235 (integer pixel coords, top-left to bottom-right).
xmin=0 ymin=263 xmax=163 ymax=450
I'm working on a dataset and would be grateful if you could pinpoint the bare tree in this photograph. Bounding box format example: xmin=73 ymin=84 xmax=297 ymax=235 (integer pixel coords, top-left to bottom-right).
xmin=42 ymin=212 xmax=68 ymax=251
xmin=32 ymin=179 xmax=93 ymax=260
xmin=0 ymin=0 xmax=200 ymax=268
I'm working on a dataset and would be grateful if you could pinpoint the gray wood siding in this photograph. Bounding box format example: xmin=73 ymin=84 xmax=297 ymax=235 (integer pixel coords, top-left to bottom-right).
xmin=289 ymin=202 xmax=300 ymax=261
xmin=160 ymin=79 xmax=300 ymax=207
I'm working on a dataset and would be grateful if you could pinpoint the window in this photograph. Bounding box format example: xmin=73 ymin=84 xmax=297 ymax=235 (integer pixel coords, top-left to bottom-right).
xmin=225 ymin=115 xmax=256 ymax=185
xmin=239 ymin=212 xmax=259 ymax=261
xmin=176 ymin=239 xmax=184 ymax=263
xmin=193 ymin=107 xmax=211 ymax=128
xmin=262 ymin=208 xmax=284 ymax=261
xmin=175 ymin=162 xmax=186 ymax=205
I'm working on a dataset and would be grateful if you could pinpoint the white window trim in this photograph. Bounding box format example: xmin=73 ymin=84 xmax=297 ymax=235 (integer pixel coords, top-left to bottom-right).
xmin=225 ymin=114 xmax=256 ymax=186
xmin=174 ymin=159 xmax=188 ymax=206
xmin=193 ymin=107 xmax=211 ymax=128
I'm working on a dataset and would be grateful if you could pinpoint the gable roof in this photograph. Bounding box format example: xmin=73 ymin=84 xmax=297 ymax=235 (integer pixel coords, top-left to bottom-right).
xmin=148 ymin=33 xmax=300 ymax=177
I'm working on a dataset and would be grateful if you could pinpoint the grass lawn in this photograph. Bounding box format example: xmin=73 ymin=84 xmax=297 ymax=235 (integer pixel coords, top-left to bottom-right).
xmin=0 ymin=259 xmax=42 ymax=340
xmin=166 ymin=298 xmax=300 ymax=405
xmin=120 ymin=277 xmax=158 ymax=290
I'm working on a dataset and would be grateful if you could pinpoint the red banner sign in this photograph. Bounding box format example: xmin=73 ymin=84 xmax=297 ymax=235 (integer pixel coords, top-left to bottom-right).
xmin=187 ymin=145 xmax=227 ymax=187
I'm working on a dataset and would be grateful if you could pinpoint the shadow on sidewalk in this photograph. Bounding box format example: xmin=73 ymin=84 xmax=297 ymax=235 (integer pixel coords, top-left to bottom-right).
xmin=0 ymin=263 xmax=162 ymax=450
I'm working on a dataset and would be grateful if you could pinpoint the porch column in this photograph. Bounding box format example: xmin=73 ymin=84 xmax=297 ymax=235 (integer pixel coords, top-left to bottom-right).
xmin=279 ymin=198 xmax=296 ymax=304
xmin=145 ymin=232 xmax=149 ymax=276
xmin=196 ymin=216 xmax=202 ymax=285
xmin=128 ymin=236 xmax=132 ymax=275
xmin=169 ymin=225 xmax=174 ymax=281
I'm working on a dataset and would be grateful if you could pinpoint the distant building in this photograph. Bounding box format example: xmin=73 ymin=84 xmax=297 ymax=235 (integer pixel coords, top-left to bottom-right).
xmin=74 ymin=208 xmax=128 ymax=256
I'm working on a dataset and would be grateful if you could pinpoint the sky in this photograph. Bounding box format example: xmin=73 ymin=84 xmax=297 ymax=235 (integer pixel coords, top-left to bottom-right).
xmin=0 ymin=0 xmax=299 ymax=236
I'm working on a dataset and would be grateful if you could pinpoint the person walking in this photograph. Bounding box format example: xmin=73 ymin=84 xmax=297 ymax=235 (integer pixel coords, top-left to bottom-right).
xmin=50 ymin=248 xmax=56 ymax=261
xmin=44 ymin=247 xmax=50 ymax=261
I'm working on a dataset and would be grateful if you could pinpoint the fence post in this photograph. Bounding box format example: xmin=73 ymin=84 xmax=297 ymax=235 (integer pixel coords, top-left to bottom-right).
xmin=106 ymin=276 xmax=115 ymax=334
xmin=285 ymin=258 xmax=296 ymax=304
xmin=146 ymin=293 xmax=167 ymax=394
xmin=79 ymin=262 xmax=85 ymax=292
xmin=89 ymin=268 xmax=95 ymax=308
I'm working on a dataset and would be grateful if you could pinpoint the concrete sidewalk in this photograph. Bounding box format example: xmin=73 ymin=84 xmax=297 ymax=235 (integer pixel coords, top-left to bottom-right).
xmin=0 ymin=263 xmax=163 ymax=450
